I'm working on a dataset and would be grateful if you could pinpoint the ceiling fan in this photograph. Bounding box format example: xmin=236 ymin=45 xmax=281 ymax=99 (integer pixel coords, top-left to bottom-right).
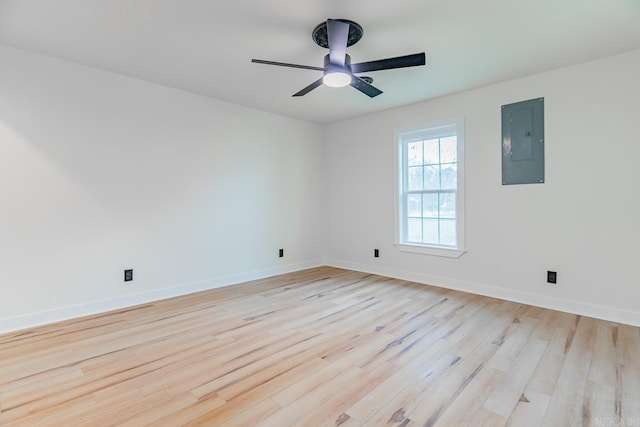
xmin=251 ymin=19 xmax=426 ymax=98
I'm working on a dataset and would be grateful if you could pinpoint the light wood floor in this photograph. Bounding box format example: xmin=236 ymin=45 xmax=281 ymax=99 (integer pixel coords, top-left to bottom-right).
xmin=1 ymin=267 xmax=639 ymax=426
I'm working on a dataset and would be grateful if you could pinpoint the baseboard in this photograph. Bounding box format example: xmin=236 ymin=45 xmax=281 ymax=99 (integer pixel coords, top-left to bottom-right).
xmin=0 ymin=260 xmax=323 ymax=335
xmin=4 ymin=258 xmax=638 ymax=335
xmin=326 ymin=259 xmax=640 ymax=327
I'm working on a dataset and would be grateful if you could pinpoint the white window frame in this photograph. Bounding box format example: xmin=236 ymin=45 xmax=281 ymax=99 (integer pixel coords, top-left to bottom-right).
xmin=393 ymin=117 xmax=466 ymax=258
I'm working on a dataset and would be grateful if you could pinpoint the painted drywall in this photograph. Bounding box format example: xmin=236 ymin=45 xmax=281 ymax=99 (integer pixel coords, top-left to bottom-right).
xmin=325 ymin=49 xmax=640 ymax=326
xmin=0 ymin=44 xmax=325 ymax=331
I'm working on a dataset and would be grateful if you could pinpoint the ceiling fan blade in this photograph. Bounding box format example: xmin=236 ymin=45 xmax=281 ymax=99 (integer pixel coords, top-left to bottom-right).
xmin=351 ymin=52 xmax=426 ymax=74
xmin=327 ymin=19 xmax=349 ymax=66
xmin=292 ymin=78 xmax=324 ymax=97
xmin=252 ymin=59 xmax=324 ymax=71
xmin=351 ymin=76 xmax=383 ymax=98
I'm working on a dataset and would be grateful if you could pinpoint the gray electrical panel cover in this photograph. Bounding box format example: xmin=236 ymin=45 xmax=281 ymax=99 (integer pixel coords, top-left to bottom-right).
xmin=502 ymin=97 xmax=544 ymax=185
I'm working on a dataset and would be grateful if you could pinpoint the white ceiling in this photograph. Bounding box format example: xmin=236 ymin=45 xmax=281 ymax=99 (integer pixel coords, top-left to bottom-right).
xmin=1 ymin=1 xmax=639 ymax=124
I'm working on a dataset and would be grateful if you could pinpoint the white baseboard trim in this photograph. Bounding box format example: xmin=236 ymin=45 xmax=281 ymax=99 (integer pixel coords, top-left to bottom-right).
xmin=4 ymin=259 xmax=638 ymax=335
xmin=326 ymin=259 xmax=640 ymax=327
xmin=0 ymin=260 xmax=323 ymax=335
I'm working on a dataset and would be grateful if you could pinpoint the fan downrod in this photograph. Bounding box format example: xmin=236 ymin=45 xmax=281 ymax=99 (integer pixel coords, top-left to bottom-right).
xmin=312 ymin=19 xmax=363 ymax=49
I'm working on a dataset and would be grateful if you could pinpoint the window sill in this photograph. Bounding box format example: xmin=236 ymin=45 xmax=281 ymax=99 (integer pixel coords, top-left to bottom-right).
xmin=394 ymin=243 xmax=466 ymax=259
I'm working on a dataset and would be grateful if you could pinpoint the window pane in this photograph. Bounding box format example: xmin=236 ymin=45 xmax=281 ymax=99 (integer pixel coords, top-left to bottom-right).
xmin=440 ymin=219 xmax=456 ymax=246
xmin=407 ymin=218 xmax=422 ymax=242
xmin=407 ymin=194 xmax=422 ymax=217
xmin=423 ymin=139 xmax=440 ymax=165
xmin=440 ymin=136 xmax=457 ymax=163
xmin=424 ymin=165 xmax=440 ymax=190
xmin=440 ymin=193 xmax=456 ymax=219
xmin=423 ymin=219 xmax=438 ymax=244
xmin=407 ymin=141 xmax=423 ymax=166
xmin=441 ymin=164 xmax=457 ymax=189
xmin=423 ymin=193 xmax=438 ymax=218
xmin=408 ymin=166 xmax=423 ymax=191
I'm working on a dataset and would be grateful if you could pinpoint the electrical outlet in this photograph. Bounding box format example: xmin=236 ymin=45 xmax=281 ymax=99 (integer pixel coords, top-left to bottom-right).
xmin=547 ymin=271 xmax=557 ymax=284
xmin=124 ymin=269 xmax=133 ymax=282
xmin=279 ymin=248 xmax=284 ymax=258
xmin=374 ymin=249 xmax=379 ymax=258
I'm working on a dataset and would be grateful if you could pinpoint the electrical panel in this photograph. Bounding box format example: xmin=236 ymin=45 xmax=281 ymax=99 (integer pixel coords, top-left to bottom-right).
xmin=502 ymin=98 xmax=544 ymax=185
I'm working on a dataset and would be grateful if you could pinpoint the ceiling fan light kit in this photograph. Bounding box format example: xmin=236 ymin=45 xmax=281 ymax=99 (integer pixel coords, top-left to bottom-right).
xmin=323 ymin=52 xmax=352 ymax=87
xmin=323 ymin=70 xmax=351 ymax=87
xmin=252 ymin=19 xmax=426 ymax=98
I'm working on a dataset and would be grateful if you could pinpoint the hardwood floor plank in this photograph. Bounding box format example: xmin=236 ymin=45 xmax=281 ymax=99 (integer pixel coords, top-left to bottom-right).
xmin=433 ymin=365 xmax=503 ymax=426
xmin=588 ymin=322 xmax=620 ymax=388
xmin=446 ymin=305 xmax=515 ymax=359
xmin=151 ymin=395 xmax=227 ymax=427
xmin=253 ymin=355 xmax=342 ymax=407
xmin=527 ymin=321 xmax=572 ymax=396
xmin=483 ymin=336 xmax=548 ymax=417
xmin=117 ymin=392 xmax=200 ymax=427
xmin=506 ymin=387 xmax=551 ymax=427
xmin=357 ymin=351 xmax=462 ymax=426
xmin=256 ymin=366 xmax=364 ymax=426
xmin=217 ymin=398 xmax=282 ymax=427
xmin=485 ymin=317 xmax=539 ymax=372
xmin=290 ymin=362 xmax=399 ymax=427
xmin=344 ymin=338 xmax=451 ymax=422
xmin=75 ymin=390 xmax=172 ymax=427
xmin=469 ymin=407 xmax=508 ymax=426
xmin=182 ymin=358 xmax=328 ymax=425
xmin=406 ymin=342 xmax=501 ymax=425
xmin=190 ymin=331 xmax=329 ymax=401
xmin=541 ymin=316 xmax=598 ymax=426
xmin=582 ymin=380 xmax=617 ymax=427
xmin=618 ymin=324 xmax=640 ymax=423
xmin=386 ymin=314 xmax=463 ymax=368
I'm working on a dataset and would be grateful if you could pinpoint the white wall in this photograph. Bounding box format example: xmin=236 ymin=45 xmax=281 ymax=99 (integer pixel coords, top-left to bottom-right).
xmin=0 ymin=44 xmax=325 ymax=332
xmin=325 ymin=50 xmax=640 ymax=326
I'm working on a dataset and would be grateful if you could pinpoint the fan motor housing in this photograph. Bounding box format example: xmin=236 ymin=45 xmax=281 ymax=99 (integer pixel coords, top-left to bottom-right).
xmin=322 ymin=54 xmax=374 ymax=85
xmin=324 ymin=54 xmax=351 ymax=69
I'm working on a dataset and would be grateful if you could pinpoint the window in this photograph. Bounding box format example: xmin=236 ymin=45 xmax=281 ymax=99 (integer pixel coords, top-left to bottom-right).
xmin=394 ymin=118 xmax=465 ymax=258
